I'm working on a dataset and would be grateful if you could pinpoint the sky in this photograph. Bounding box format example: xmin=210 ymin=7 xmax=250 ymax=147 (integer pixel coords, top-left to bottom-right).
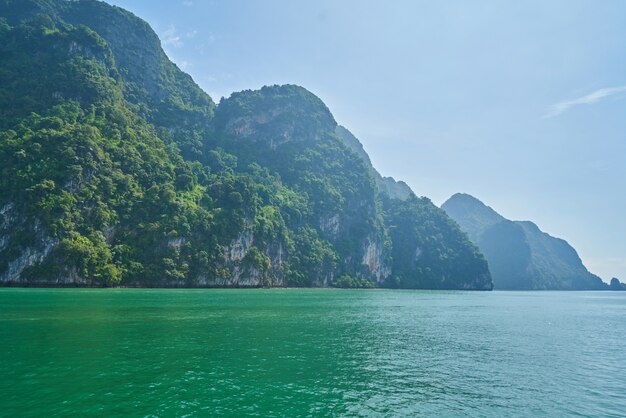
xmin=106 ymin=0 xmax=626 ymax=282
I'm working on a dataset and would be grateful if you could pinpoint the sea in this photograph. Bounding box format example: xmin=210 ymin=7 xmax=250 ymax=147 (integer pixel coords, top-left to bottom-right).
xmin=1 ymin=288 xmax=625 ymax=417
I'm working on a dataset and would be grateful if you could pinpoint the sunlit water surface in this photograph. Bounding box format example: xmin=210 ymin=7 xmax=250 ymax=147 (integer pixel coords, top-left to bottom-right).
xmin=1 ymin=289 xmax=625 ymax=416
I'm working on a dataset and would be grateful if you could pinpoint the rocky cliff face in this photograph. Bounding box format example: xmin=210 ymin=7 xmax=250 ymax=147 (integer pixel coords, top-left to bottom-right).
xmin=215 ymin=86 xmax=336 ymax=147
xmin=0 ymin=203 xmax=62 ymax=285
xmin=216 ymin=226 xmax=285 ymax=287
xmin=442 ymin=193 xmax=606 ymax=290
xmin=362 ymin=237 xmax=391 ymax=281
xmin=213 ymin=85 xmax=391 ymax=284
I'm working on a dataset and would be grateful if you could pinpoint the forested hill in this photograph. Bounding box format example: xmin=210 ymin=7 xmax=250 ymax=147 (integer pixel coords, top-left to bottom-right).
xmin=0 ymin=0 xmax=492 ymax=289
xmin=442 ymin=193 xmax=606 ymax=290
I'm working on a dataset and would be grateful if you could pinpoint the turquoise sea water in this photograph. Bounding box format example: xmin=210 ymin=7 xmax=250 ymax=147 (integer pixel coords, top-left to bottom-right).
xmin=1 ymin=289 xmax=625 ymax=417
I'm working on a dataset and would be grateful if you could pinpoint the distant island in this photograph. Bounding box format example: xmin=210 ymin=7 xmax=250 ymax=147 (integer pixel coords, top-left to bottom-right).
xmin=0 ymin=0 xmax=617 ymax=290
xmin=442 ymin=193 xmax=622 ymax=290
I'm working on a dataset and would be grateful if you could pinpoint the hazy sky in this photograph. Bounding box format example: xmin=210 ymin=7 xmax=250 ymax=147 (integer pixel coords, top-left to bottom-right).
xmin=106 ymin=0 xmax=626 ymax=282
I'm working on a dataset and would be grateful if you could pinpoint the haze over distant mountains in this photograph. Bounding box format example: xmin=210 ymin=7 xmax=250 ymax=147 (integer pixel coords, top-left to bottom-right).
xmin=442 ymin=193 xmax=608 ymax=290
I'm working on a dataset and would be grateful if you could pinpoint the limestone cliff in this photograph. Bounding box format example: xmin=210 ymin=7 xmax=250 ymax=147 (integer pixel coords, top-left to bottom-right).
xmin=213 ymin=85 xmax=391 ymax=285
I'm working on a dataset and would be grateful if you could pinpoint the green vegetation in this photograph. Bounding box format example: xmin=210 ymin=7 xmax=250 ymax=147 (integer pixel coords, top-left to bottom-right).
xmin=0 ymin=0 xmax=492 ymax=289
xmin=381 ymin=195 xmax=491 ymax=289
xmin=0 ymin=7 xmax=281 ymax=286
xmin=332 ymin=274 xmax=375 ymax=288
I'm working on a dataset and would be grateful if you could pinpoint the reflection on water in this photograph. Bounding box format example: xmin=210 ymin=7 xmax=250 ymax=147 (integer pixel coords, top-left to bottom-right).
xmin=1 ymin=289 xmax=625 ymax=416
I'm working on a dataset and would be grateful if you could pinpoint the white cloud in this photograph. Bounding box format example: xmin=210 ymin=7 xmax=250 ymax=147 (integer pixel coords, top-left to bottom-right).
xmin=162 ymin=25 xmax=183 ymax=48
xmin=182 ymin=1 xmax=193 ymax=6
xmin=545 ymin=85 xmax=626 ymax=118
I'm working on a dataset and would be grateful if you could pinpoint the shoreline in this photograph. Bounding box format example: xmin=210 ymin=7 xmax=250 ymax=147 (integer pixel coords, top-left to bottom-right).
xmin=0 ymin=283 xmax=496 ymax=290
xmin=0 ymin=283 xmax=621 ymax=291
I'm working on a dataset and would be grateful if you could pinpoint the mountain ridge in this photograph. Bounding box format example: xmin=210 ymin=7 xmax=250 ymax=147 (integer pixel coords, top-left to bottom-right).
xmin=442 ymin=193 xmax=606 ymax=290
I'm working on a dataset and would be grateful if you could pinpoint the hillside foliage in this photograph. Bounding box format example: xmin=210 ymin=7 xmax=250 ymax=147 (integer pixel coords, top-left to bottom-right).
xmin=0 ymin=0 xmax=492 ymax=289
